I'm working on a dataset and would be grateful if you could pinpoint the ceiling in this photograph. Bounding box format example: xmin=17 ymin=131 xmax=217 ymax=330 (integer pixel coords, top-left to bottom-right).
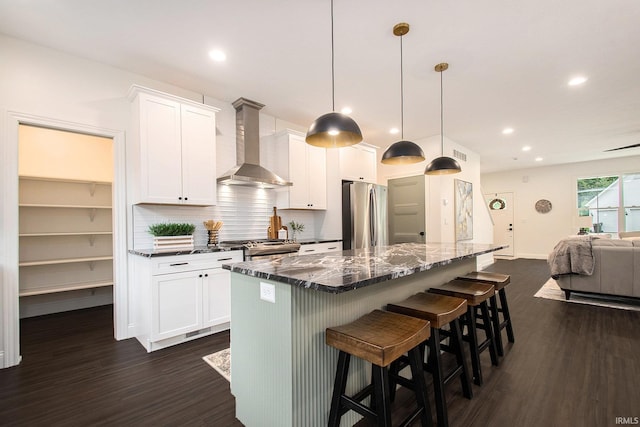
xmin=1 ymin=0 xmax=640 ymax=173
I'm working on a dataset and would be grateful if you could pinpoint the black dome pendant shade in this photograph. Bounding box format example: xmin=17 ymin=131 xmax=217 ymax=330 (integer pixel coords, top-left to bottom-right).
xmin=306 ymin=0 xmax=362 ymax=148
xmin=425 ymin=62 xmax=461 ymax=175
xmin=424 ymin=155 xmax=461 ymax=175
xmin=381 ymin=23 xmax=425 ymax=165
xmin=306 ymin=112 xmax=362 ymax=148
xmin=382 ymin=140 xmax=425 ymax=164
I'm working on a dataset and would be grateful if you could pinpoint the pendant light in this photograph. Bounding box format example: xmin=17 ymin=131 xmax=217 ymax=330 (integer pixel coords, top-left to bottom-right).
xmin=425 ymin=62 xmax=462 ymax=175
xmin=381 ymin=23 xmax=425 ymax=165
xmin=306 ymin=0 xmax=363 ymax=148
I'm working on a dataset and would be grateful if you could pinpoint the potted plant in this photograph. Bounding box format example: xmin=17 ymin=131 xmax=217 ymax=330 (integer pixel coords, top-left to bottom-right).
xmin=288 ymin=221 xmax=304 ymax=242
xmin=148 ymin=222 xmax=196 ymax=251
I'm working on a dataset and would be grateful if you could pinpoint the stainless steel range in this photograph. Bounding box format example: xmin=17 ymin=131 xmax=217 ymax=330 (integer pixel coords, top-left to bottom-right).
xmin=221 ymin=240 xmax=301 ymax=261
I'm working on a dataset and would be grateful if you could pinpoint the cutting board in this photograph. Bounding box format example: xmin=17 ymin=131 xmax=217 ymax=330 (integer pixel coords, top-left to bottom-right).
xmin=268 ymin=206 xmax=282 ymax=239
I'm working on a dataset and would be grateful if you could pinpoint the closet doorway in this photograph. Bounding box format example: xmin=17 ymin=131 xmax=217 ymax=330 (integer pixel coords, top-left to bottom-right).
xmin=18 ymin=125 xmax=115 ymax=318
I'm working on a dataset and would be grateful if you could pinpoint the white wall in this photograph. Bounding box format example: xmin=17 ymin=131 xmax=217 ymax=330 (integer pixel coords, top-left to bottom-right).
xmin=481 ymin=155 xmax=640 ymax=259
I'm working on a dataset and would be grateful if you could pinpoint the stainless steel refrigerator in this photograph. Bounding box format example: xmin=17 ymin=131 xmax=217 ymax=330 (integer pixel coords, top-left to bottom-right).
xmin=342 ymin=181 xmax=388 ymax=250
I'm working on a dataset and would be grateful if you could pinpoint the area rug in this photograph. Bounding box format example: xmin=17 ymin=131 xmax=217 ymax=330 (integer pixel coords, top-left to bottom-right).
xmin=202 ymin=348 xmax=230 ymax=382
xmin=534 ymin=278 xmax=640 ymax=311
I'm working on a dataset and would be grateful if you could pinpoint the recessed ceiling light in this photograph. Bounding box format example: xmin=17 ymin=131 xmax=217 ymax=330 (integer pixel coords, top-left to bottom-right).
xmin=389 ymin=127 xmax=399 ymax=134
xmin=208 ymin=49 xmax=226 ymax=62
xmin=522 ymin=146 xmax=532 ymax=152
xmin=502 ymin=127 xmax=514 ymax=135
xmin=535 ymin=157 xmax=543 ymax=162
xmin=341 ymin=107 xmax=352 ymax=115
xmin=568 ymin=76 xmax=588 ymax=86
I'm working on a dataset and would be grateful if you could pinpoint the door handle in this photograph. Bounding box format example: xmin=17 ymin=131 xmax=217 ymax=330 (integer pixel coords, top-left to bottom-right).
xmin=419 ymin=232 xmax=425 ymax=236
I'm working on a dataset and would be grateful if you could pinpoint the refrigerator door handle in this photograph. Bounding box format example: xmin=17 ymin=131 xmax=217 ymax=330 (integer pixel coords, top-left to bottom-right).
xmin=370 ymin=186 xmax=377 ymax=246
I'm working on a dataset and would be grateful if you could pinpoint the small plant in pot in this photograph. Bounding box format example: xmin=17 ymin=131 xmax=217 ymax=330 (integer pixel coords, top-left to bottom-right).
xmin=288 ymin=221 xmax=304 ymax=242
xmin=148 ymin=223 xmax=196 ymax=236
xmin=148 ymin=223 xmax=196 ymax=252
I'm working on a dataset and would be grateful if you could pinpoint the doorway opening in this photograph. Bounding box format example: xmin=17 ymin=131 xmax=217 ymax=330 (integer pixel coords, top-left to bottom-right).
xmin=485 ymin=192 xmax=514 ymax=257
xmin=18 ymin=124 xmax=115 ymax=319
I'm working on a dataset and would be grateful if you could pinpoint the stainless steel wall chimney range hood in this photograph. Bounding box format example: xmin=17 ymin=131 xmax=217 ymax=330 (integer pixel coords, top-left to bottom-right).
xmin=217 ymin=98 xmax=292 ymax=188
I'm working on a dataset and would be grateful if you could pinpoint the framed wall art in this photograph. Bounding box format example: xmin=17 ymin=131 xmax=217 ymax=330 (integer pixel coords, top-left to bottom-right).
xmin=455 ymin=179 xmax=473 ymax=241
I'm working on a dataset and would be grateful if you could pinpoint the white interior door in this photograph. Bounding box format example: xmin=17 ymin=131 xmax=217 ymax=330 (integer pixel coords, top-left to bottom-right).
xmin=485 ymin=192 xmax=514 ymax=257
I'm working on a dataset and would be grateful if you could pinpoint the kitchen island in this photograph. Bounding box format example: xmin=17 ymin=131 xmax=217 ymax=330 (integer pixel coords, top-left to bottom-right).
xmin=225 ymin=242 xmax=506 ymax=427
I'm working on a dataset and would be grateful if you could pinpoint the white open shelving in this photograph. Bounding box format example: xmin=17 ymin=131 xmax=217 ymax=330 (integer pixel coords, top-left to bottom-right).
xmin=19 ymin=176 xmax=113 ymax=297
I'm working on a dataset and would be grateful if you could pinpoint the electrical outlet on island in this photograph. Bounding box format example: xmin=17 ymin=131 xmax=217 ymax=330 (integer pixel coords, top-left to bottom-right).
xmin=260 ymin=282 xmax=276 ymax=303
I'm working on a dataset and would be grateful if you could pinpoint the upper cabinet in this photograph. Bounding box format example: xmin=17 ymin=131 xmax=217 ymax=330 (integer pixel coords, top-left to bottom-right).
xmin=128 ymin=85 xmax=219 ymax=206
xmin=261 ymin=129 xmax=327 ymax=210
xmin=339 ymin=144 xmax=377 ymax=183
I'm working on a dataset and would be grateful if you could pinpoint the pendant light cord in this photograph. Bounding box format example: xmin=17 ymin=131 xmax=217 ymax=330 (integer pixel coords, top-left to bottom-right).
xmin=400 ymin=34 xmax=404 ymax=139
xmin=440 ymin=67 xmax=444 ymax=155
xmin=330 ymin=0 xmax=335 ymax=112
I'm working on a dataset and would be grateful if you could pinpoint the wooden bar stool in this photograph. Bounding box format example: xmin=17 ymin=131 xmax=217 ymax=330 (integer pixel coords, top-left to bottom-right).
xmin=428 ymin=280 xmax=499 ymax=386
xmin=458 ymin=272 xmax=515 ymax=356
xmin=387 ymin=293 xmax=473 ymax=427
xmin=326 ymin=309 xmax=434 ymax=427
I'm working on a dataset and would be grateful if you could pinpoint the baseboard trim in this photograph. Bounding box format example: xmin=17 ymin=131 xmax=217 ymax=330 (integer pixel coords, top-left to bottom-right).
xmin=515 ymin=253 xmax=548 ymax=260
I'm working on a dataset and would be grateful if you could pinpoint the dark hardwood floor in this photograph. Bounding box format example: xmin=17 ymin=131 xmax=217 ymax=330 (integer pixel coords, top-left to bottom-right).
xmin=1 ymin=259 xmax=639 ymax=426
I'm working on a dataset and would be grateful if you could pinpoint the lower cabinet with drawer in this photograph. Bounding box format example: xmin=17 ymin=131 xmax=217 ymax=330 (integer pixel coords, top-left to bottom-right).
xmin=131 ymin=250 xmax=243 ymax=352
xmin=298 ymin=241 xmax=342 ymax=255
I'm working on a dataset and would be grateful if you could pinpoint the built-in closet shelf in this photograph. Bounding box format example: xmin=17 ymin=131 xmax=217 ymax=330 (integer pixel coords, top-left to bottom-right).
xmin=19 ymin=281 xmax=113 ymax=297
xmin=19 ymin=256 xmax=114 ymax=267
xmin=19 ymin=175 xmax=112 ymax=184
xmin=18 ymin=175 xmax=114 ymax=298
xmin=19 ymin=204 xmax=111 ymax=209
xmin=20 ymin=232 xmax=113 ymax=237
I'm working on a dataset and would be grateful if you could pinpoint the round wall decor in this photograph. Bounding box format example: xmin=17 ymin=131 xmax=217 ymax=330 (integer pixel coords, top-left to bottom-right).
xmin=488 ymin=198 xmax=506 ymax=210
xmin=535 ymin=199 xmax=552 ymax=213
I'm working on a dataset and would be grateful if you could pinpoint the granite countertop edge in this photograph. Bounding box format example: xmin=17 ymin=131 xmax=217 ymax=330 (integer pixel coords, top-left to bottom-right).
xmin=129 ymin=245 xmax=244 ymax=257
xmin=225 ymin=244 xmax=506 ymax=294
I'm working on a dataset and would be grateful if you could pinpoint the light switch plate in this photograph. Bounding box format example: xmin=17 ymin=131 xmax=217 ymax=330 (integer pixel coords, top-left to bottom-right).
xmin=260 ymin=282 xmax=276 ymax=303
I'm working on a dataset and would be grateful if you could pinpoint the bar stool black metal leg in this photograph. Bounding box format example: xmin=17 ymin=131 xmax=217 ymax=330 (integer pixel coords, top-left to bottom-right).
xmin=451 ymin=318 xmax=473 ymax=399
xmin=388 ymin=359 xmax=400 ymax=403
xmin=328 ymin=351 xmax=350 ymax=427
xmin=428 ymin=329 xmax=447 ymax=427
xmin=407 ymin=346 xmax=434 ymax=427
xmin=372 ymin=365 xmax=392 ymax=427
xmin=479 ymin=302 xmax=499 ymax=366
xmin=464 ymin=306 xmax=482 ymax=386
xmin=499 ymin=288 xmax=515 ymax=343
xmin=489 ymin=294 xmax=504 ymax=357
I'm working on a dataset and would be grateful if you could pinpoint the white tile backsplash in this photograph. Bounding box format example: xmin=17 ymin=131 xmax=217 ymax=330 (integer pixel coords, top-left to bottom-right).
xmin=132 ymin=185 xmax=317 ymax=249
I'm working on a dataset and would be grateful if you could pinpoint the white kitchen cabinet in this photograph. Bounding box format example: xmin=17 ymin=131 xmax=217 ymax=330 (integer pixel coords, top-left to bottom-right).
xmin=298 ymin=241 xmax=343 ymax=255
xmin=18 ymin=177 xmax=113 ymax=296
xmin=339 ymin=143 xmax=378 ymax=183
xmin=152 ymin=270 xmax=202 ymax=341
xmin=261 ymin=129 xmax=327 ymax=210
xmin=132 ymin=250 xmax=243 ymax=352
xmin=128 ymin=85 xmax=219 ymax=206
xmin=202 ymin=268 xmax=232 ymax=327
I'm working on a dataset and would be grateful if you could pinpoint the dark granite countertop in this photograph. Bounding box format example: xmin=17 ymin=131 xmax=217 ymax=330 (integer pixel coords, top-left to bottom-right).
xmin=130 ymin=244 xmax=244 ymax=257
xmin=225 ymin=242 xmax=507 ymax=293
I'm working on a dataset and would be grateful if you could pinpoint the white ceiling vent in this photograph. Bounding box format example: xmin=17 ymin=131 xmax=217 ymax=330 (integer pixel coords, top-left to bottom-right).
xmin=453 ymin=149 xmax=467 ymax=162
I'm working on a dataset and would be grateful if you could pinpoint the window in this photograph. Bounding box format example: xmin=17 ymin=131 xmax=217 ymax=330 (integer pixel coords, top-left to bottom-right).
xmin=577 ymin=173 xmax=640 ymax=233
